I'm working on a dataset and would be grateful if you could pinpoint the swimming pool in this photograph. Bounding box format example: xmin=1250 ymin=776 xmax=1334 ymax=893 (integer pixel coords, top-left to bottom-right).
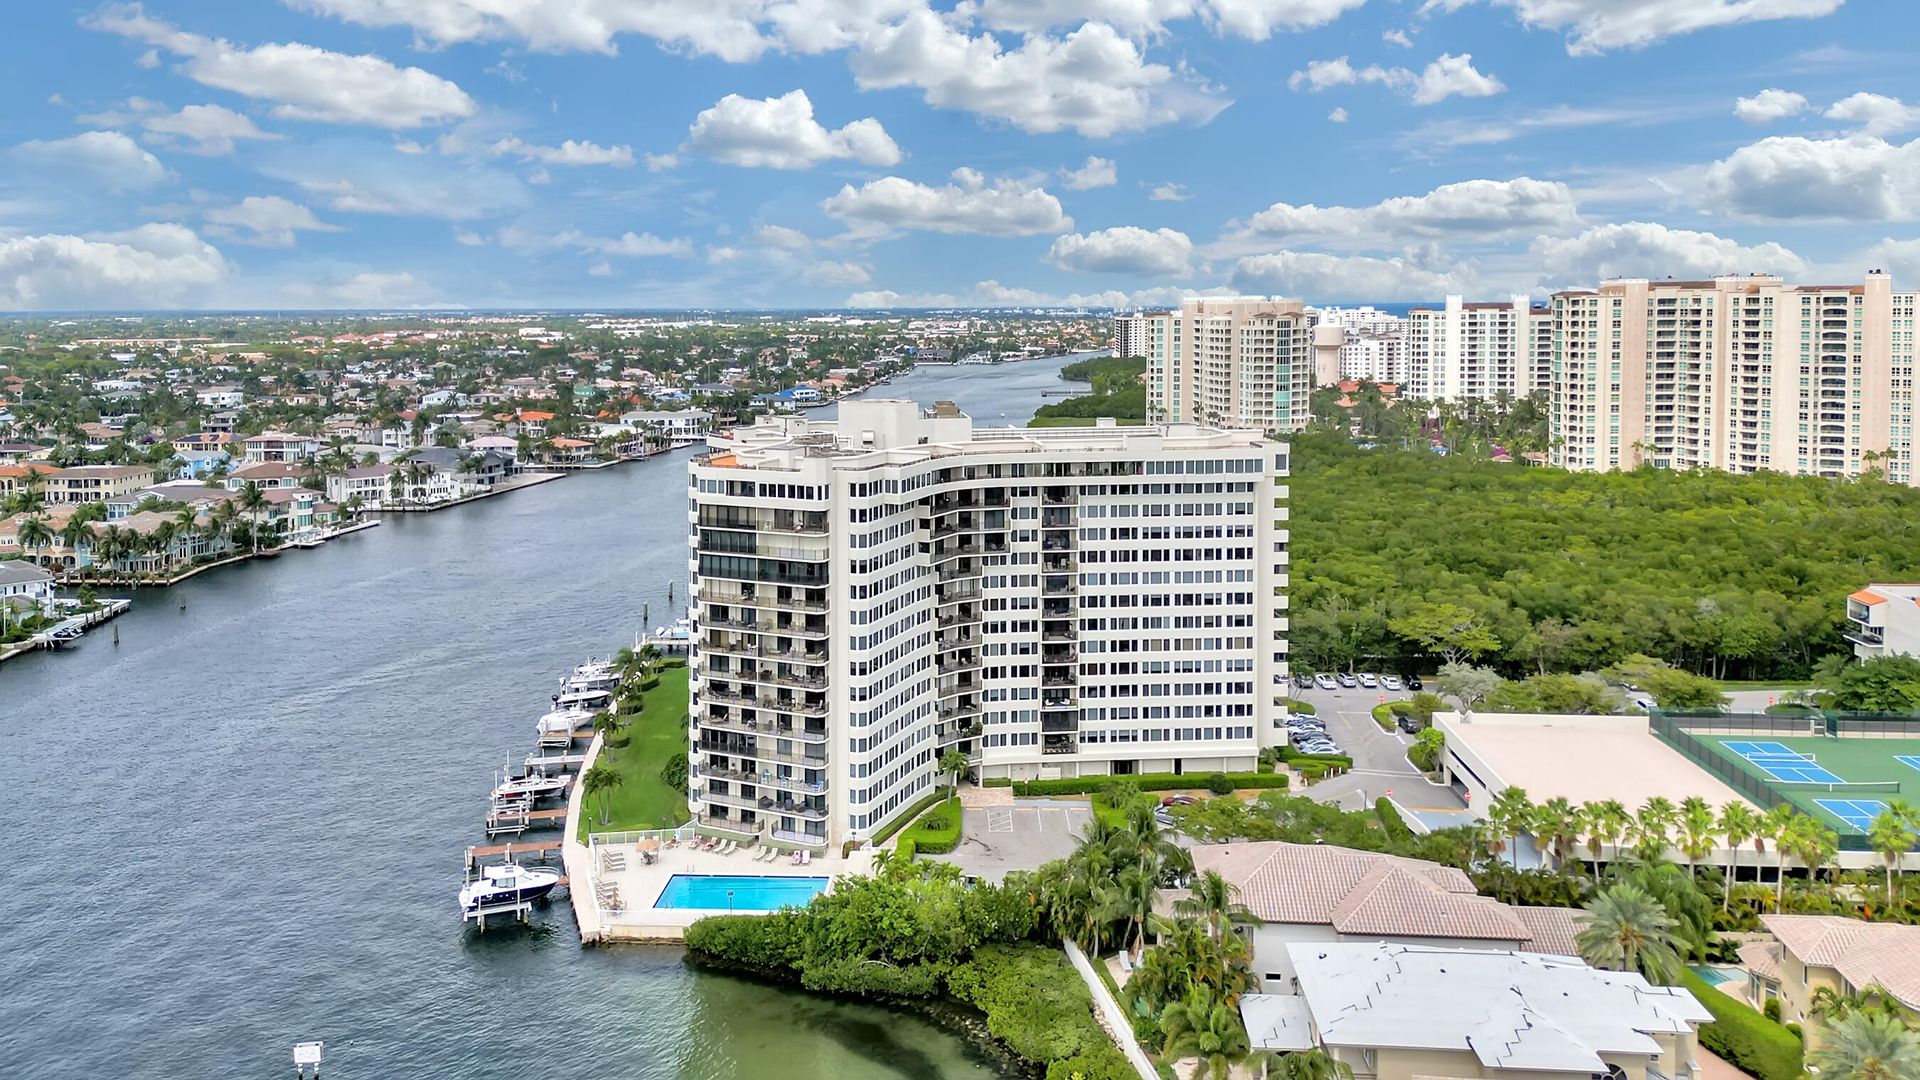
xmin=653 ymin=874 xmax=830 ymax=911
xmin=1689 ymin=964 xmax=1744 ymax=987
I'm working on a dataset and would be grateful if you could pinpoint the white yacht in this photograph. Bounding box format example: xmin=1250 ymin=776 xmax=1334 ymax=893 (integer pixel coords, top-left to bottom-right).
xmin=491 ymin=768 xmax=570 ymax=802
xmin=459 ymin=861 xmax=562 ymax=916
xmin=553 ymin=685 xmax=613 ymax=710
xmin=566 ymin=659 xmax=621 ymax=692
xmin=535 ymin=706 xmax=597 ymax=735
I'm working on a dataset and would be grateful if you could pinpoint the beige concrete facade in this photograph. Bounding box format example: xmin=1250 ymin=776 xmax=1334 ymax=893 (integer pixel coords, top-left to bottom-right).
xmin=1142 ymin=296 xmax=1313 ymax=432
xmin=1551 ymin=272 xmax=1918 ymax=483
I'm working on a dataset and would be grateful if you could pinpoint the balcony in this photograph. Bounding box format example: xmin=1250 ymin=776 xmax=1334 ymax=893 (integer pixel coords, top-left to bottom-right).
xmin=937 ymin=610 xmax=984 ymax=628
xmin=701 ymin=613 xmax=830 ymax=639
xmin=697 ymin=815 xmax=765 ymax=841
xmin=700 ymin=691 xmax=829 ymax=720
xmin=1041 ymin=715 xmax=1080 ymax=733
xmin=701 ymin=786 xmax=765 ymax=812
xmin=760 ymin=796 xmax=828 ymax=820
xmin=699 ymin=508 xmax=829 ymax=535
xmin=702 ymin=639 xmax=829 ymax=665
xmin=771 ymin=829 xmax=829 ymax=848
xmin=1042 ymin=577 xmax=1076 ymax=596
xmin=1041 ymin=648 xmax=1078 ymax=665
xmin=735 ymin=668 xmax=827 ymax=691
xmin=700 ymin=587 xmax=829 ymax=614
xmin=1042 ymin=737 xmax=1078 ymax=755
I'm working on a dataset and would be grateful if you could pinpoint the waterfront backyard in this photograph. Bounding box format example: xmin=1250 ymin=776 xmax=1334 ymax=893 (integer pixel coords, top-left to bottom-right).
xmin=578 ymin=662 xmax=691 ymax=840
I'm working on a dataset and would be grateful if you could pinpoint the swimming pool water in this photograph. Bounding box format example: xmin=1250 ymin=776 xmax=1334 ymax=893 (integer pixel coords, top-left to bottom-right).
xmin=1689 ymin=965 xmax=1742 ymax=986
xmin=654 ymin=874 xmax=830 ymax=911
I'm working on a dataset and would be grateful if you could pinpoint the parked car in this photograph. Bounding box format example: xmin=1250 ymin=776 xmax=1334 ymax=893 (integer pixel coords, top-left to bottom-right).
xmin=1336 ymin=672 xmax=1358 ymax=689
xmin=1161 ymin=794 xmax=1200 ymax=807
xmin=1294 ymin=674 xmax=1314 ymax=690
xmin=1314 ymin=673 xmax=1337 ymax=690
xmin=1631 ymin=695 xmax=1658 ymax=712
xmin=1380 ymin=675 xmax=1403 ymax=692
xmin=1397 ymin=714 xmax=1422 ymax=734
xmin=1407 ymin=675 xmax=1424 ymax=691
xmin=1357 ymin=672 xmax=1379 ymax=689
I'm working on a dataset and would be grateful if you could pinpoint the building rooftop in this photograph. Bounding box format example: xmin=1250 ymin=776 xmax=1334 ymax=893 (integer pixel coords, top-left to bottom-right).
xmin=1185 ymin=841 xmax=1576 ymax=949
xmin=1760 ymin=914 xmax=1920 ymax=1010
xmin=1437 ymin=711 xmax=1753 ymax=809
xmin=0 ymin=560 xmax=53 ymax=587
xmin=1281 ymin=943 xmax=1711 ymax=1069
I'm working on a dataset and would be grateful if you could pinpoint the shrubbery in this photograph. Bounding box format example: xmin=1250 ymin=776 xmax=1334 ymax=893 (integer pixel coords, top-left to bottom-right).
xmin=948 ymin=945 xmax=1113 ymax=1064
xmin=900 ymin=797 xmax=963 ymax=855
xmin=1012 ymin=772 xmax=1286 ymax=796
xmin=1681 ymin=970 xmax=1803 ymax=1080
xmin=1203 ymin=772 xmax=1234 ymax=795
xmin=870 ymin=789 xmax=949 ymax=845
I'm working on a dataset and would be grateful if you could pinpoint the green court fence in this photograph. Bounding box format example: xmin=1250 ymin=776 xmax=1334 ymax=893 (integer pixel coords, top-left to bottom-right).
xmin=1647 ymin=709 xmax=1919 ymax=851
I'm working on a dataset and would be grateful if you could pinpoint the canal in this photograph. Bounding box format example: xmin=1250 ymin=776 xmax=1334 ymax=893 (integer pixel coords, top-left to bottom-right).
xmin=0 ymin=355 xmax=1090 ymax=1078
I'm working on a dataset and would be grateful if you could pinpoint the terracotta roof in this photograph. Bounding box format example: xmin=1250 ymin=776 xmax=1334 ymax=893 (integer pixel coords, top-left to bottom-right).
xmin=1513 ymin=906 xmax=1582 ymax=957
xmin=1189 ymin=842 xmax=1559 ymax=947
xmin=1851 ymin=589 xmax=1888 ymax=606
xmin=1739 ymin=939 xmax=1783 ymax=985
xmin=1763 ymin=914 xmax=1920 ymax=1010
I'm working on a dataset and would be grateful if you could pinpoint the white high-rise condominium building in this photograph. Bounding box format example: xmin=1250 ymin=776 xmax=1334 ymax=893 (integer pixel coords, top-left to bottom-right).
xmin=687 ymin=400 xmax=1291 ymax=849
xmin=1113 ymin=313 xmax=1153 ymax=359
xmin=1551 ymin=272 xmax=1917 ymax=483
xmin=1340 ymin=330 xmax=1408 ymax=385
xmin=1142 ymin=297 xmax=1314 ymax=432
xmin=1406 ymin=296 xmax=1551 ymax=401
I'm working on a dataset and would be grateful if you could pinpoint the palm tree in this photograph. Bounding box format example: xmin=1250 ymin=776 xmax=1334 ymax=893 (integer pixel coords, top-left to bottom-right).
xmin=1808 ymin=1011 xmax=1920 ymax=1080
xmin=58 ymin=515 xmax=93 ymax=557
xmin=1784 ymin=813 xmax=1840 ymax=892
xmin=936 ymin=748 xmax=970 ymax=797
xmin=1585 ymin=799 xmax=1631 ymax=865
xmin=1575 ymin=882 xmax=1683 ymax=983
xmin=1113 ymin=861 xmax=1158 ymax=961
xmin=1869 ymin=802 xmax=1918 ymax=903
xmin=591 ymin=709 xmax=625 ymax=748
xmin=1532 ymin=796 xmax=1582 ymax=869
xmin=580 ymin=764 xmax=622 ymax=826
xmin=1718 ymin=802 xmax=1760 ymax=909
xmin=1677 ymin=796 xmax=1718 ymax=879
xmin=1634 ymin=796 xmax=1678 ymax=861
xmin=15 ymin=514 xmax=52 ymax=560
xmin=1158 ymin=985 xmax=1251 ymax=1080
xmin=236 ymin=480 xmax=268 ymax=555
xmin=1489 ymin=786 xmax=1534 ymax=866
xmin=1176 ymin=869 xmax=1257 ymax=940
xmin=1263 ymin=1048 xmax=1355 ymax=1080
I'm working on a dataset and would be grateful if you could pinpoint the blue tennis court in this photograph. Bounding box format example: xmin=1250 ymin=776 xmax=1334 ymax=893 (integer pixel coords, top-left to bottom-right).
xmin=1814 ymin=798 xmax=1889 ymax=831
xmin=1898 ymin=755 xmax=1920 ymax=773
xmin=1723 ymin=740 xmax=1845 ymax=784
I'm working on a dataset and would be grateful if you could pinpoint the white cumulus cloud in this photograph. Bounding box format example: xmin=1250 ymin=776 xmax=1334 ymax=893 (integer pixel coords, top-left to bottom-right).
xmin=1047 ymin=227 xmax=1194 ymax=276
xmin=1410 ymin=53 xmax=1504 ymax=105
xmin=1530 ymin=222 xmax=1806 ymax=286
xmin=1734 ymin=88 xmax=1808 ymax=125
xmin=203 ymin=195 xmax=341 ymax=247
xmin=1703 ymin=135 xmax=1920 ymax=221
xmin=141 ymin=103 xmax=280 ymax=155
xmin=288 ymin=0 xmax=776 ymax=62
xmin=1428 ymin=0 xmax=1846 ymax=56
xmin=1230 ymin=251 xmax=1473 ymax=300
xmin=1824 ymin=93 xmax=1920 ymax=137
xmin=11 ymin=130 xmax=169 ymax=190
xmin=87 ymin=3 xmax=475 ymax=129
xmin=821 ymin=170 xmax=1072 ymax=237
xmin=1287 ymin=52 xmax=1502 ymax=105
xmin=1059 ymin=156 xmax=1118 ymax=190
xmin=0 ymin=223 xmax=227 ymax=309
xmin=1232 ymin=177 xmax=1579 ymax=250
xmin=686 ymin=90 xmax=900 ymax=170
xmin=489 ymin=135 xmax=634 ymax=167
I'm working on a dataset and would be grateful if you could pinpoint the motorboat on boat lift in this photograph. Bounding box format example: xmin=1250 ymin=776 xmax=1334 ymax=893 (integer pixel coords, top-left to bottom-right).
xmin=553 ymin=684 xmax=613 ymax=710
xmin=565 ymin=659 xmax=621 ymax=693
xmin=491 ymin=768 xmax=570 ymax=802
xmin=535 ymin=706 xmax=597 ymax=735
xmin=459 ymin=859 xmax=562 ymax=916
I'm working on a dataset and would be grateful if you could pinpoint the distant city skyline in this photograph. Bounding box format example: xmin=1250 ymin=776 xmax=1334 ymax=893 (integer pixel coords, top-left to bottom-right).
xmin=0 ymin=1 xmax=1912 ymax=311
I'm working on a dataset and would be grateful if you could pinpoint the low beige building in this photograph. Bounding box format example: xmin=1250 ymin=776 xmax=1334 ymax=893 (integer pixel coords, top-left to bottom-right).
xmin=1243 ymin=943 xmax=1712 ymax=1080
xmin=43 ymin=465 xmax=158 ymax=504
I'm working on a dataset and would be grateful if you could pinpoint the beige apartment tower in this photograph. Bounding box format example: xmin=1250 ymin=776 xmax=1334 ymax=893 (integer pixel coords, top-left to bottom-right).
xmin=1550 ymin=272 xmax=1917 ymax=483
xmin=1143 ymin=297 xmax=1314 ymax=432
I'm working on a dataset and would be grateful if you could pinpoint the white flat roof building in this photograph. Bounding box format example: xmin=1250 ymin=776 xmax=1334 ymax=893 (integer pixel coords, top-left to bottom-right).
xmin=1846 ymin=584 xmax=1920 ymax=661
xmin=688 ymin=400 xmax=1290 ymax=849
xmin=1406 ymin=295 xmax=1549 ymax=402
xmin=1246 ymin=943 xmax=1711 ymax=1080
xmin=1141 ymin=297 xmax=1314 ymax=433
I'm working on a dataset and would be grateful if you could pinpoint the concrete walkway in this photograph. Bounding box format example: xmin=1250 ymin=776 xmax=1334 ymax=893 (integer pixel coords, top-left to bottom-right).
xmin=1063 ymin=939 xmax=1157 ymax=1080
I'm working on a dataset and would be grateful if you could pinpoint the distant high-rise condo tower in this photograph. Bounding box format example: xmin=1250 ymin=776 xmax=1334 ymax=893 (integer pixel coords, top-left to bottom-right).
xmin=1141 ymin=297 xmax=1314 ymax=432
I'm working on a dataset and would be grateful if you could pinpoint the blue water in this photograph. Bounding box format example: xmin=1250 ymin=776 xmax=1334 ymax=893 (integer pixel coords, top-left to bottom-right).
xmin=1690 ymin=965 xmax=1742 ymax=986
xmin=655 ymin=874 xmax=831 ymax=910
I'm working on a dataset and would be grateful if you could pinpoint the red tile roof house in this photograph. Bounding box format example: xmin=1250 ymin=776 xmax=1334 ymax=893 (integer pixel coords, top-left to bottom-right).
xmin=1171 ymin=841 xmax=1580 ymax=989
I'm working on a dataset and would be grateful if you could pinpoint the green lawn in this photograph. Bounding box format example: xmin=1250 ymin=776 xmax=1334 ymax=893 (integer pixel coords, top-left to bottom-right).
xmin=577 ymin=664 xmax=691 ymax=840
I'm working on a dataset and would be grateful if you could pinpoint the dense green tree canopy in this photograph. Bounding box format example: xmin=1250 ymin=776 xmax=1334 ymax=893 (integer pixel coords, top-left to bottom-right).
xmin=1290 ymin=433 xmax=1920 ymax=680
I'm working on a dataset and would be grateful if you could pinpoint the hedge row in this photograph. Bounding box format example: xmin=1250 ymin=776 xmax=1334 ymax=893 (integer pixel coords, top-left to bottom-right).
xmin=873 ymin=788 xmax=951 ymax=846
xmin=1679 ymin=970 xmax=1803 ymax=1080
xmin=1011 ymin=772 xmax=1288 ymax=796
xmin=1277 ymin=698 xmax=1316 ymax=716
xmin=1276 ymin=747 xmax=1354 ymax=769
xmin=900 ymin=797 xmax=963 ymax=855
xmin=1376 ymin=797 xmax=1414 ymax=845
xmin=1370 ymin=704 xmax=1396 ymax=731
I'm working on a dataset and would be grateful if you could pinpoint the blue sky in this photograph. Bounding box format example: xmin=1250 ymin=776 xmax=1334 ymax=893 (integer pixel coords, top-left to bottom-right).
xmin=0 ymin=0 xmax=1914 ymax=310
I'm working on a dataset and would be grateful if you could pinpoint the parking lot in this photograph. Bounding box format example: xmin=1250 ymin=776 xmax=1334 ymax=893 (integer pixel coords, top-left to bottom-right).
xmin=1286 ymin=678 xmax=1465 ymax=812
xmin=942 ymin=801 xmax=1096 ymax=881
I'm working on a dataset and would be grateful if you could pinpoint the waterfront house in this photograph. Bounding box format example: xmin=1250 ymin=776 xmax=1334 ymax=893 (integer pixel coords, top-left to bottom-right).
xmin=227 ymin=462 xmax=307 ymax=490
xmin=0 ymin=559 xmax=56 ymax=616
xmin=620 ymin=408 xmax=712 ymax=446
xmin=327 ymin=466 xmax=394 ymax=509
xmin=1239 ymin=943 xmax=1711 ymax=1080
xmin=195 ymin=386 xmax=245 ymax=408
xmin=1179 ymin=841 xmax=1580 ymax=987
xmin=536 ymin=437 xmax=595 ymax=465
xmin=44 ymin=465 xmax=159 ymax=504
xmin=203 ymin=410 xmax=239 ymax=434
xmin=241 ymin=431 xmax=322 ymax=464
xmin=1740 ymin=914 xmax=1920 ymax=1035
xmin=0 ymin=443 xmax=49 ymax=465
xmin=175 ymin=449 xmax=230 ymax=479
xmin=172 ymin=432 xmax=233 ymax=455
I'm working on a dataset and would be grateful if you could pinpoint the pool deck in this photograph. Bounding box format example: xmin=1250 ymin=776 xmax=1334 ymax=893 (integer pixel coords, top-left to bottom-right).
xmin=577 ymin=840 xmax=874 ymax=942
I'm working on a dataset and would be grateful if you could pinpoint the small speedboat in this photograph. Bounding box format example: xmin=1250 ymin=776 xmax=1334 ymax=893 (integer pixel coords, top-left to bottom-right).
xmin=567 ymin=659 xmax=620 ymax=691
xmin=553 ymin=685 xmax=612 ymax=710
xmin=535 ymin=707 xmax=596 ymax=735
xmin=492 ymin=769 xmax=569 ymax=802
xmin=459 ymin=861 xmax=561 ymax=915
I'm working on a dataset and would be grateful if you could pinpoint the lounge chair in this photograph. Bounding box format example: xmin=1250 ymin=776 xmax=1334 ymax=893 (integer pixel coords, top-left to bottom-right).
xmin=760 ymin=847 xmax=777 ymax=862
xmin=790 ymin=850 xmax=803 ymax=866
xmin=721 ymin=840 xmax=738 ymax=855
xmin=801 ymin=850 xmax=812 ymax=866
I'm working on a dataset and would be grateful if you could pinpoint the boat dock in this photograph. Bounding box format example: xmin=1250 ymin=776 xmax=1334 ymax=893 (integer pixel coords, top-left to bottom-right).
xmin=524 ymin=752 xmax=588 ymax=772
xmin=465 ymin=838 xmax=565 ymax=871
xmin=484 ymin=804 xmax=569 ymax=836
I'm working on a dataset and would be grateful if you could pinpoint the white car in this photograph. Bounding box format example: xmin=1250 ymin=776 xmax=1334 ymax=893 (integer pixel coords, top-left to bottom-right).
xmin=1314 ymin=673 xmax=1337 ymax=690
xmin=1380 ymin=675 xmax=1403 ymax=691
xmin=1357 ymin=673 xmax=1379 ymax=689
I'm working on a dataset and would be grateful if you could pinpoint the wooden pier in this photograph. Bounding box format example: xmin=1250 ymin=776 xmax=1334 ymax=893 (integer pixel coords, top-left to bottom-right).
xmin=484 ymin=804 xmax=569 ymax=837
xmin=523 ymin=751 xmax=588 ymax=772
xmin=464 ymin=838 xmax=564 ymax=871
